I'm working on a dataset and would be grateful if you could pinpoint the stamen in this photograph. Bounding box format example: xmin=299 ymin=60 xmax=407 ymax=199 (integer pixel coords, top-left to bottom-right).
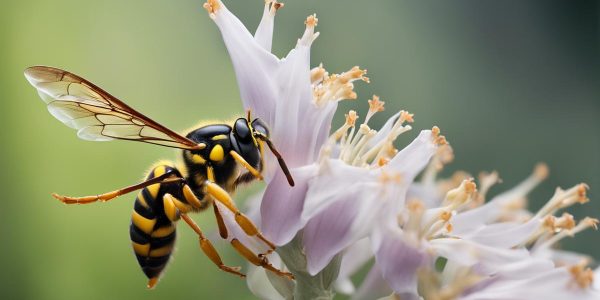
xmin=359 ymin=110 xmax=413 ymax=165
xmin=474 ymin=171 xmax=500 ymax=206
xmin=266 ymin=0 xmax=284 ymax=15
xmin=431 ymin=126 xmax=447 ymax=146
xmin=345 ymin=110 xmax=358 ymax=127
xmin=555 ymin=213 xmax=576 ymax=231
xmin=569 ymin=262 xmax=595 ymax=289
xmin=305 ymin=14 xmax=318 ymax=27
xmin=313 ymin=66 xmax=368 ymax=106
xmin=536 ymin=183 xmax=589 ymax=218
xmin=203 ymin=0 xmax=221 ymax=18
xmin=536 ymin=217 xmax=599 ymax=250
xmin=406 ymin=199 xmax=425 ymax=233
xmin=422 ymin=144 xmax=455 ymax=185
xmin=310 ymin=63 xmax=328 ymax=85
xmin=330 ymin=110 xmax=358 ymax=141
xmin=437 ymin=171 xmax=472 ymax=197
xmin=364 ymin=95 xmax=385 ymax=125
xmin=298 ymin=14 xmax=319 ymax=47
xmin=443 ymin=179 xmax=477 ymax=209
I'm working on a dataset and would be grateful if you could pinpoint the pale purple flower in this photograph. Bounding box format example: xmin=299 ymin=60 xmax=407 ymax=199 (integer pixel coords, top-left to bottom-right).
xmin=202 ymin=1 xmax=598 ymax=299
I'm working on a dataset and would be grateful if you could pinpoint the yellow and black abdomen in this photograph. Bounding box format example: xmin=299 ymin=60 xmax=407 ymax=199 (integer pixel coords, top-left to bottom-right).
xmin=129 ymin=165 xmax=184 ymax=286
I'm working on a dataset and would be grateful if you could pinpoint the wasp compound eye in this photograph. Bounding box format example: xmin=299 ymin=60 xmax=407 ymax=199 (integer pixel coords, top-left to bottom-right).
xmin=234 ymin=118 xmax=252 ymax=143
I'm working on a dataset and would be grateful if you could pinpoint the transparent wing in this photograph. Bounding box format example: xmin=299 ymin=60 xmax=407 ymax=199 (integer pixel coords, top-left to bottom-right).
xmin=24 ymin=66 xmax=203 ymax=150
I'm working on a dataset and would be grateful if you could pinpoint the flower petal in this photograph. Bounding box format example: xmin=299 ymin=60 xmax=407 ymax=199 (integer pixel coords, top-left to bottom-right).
xmin=260 ymin=165 xmax=317 ymax=245
xmin=335 ymin=238 xmax=373 ymax=294
xmin=460 ymin=267 xmax=600 ymax=300
xmin=254 ymin=1 xmax=281 ymax=52
xmin=453 ymin=217 xmax=541 ymax=249
xmin=208 ymin=0 xmax=280 ymax=121
xmin=430 ymin=238 xmax=531 ymax=275
xmin=372 ymin=225 xmax=428 ymax=296
xmin=385 ymin=130 xmax=437 ymax=182
xmin=351 ymin=263 xmax=394 ymax=300
xmin=303 ymin=187 xmax=384 ymax=275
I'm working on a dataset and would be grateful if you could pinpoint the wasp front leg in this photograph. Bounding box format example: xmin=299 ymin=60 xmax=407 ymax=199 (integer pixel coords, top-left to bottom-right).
xmin=203 ymin=179 xmax=276 ymax=251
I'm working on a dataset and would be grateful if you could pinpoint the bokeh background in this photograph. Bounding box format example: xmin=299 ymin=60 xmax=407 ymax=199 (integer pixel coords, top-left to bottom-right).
xmin=1 ymin=0 xmax=597 ymax=299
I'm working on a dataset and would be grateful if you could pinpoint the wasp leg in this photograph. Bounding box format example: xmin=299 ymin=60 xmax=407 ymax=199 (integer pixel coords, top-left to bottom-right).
xmin=212 ymin=203 xmax=229 ymax=239
xmin=231 ymin=238 xmax=294 ymax=280
xmin=203 ymin=180 xmax=276 ymax=251
xmin=179 ymin=213 xmax=246 ymax=278
xmin=230 ymin=150 xmax=263 ymax=180
xmin=52 ymin=171 xmax=182 ymax=204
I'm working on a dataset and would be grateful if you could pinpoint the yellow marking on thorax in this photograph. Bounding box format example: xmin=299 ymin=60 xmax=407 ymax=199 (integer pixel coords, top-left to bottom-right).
xmin=132 ymin=242 xmax=150 ymax=256
xmin=132 ymin=211 xmax=157 ymax=234
xmin=212 ymin=134 xmax=228 ymax=141
xmin=152 ymin=225 xmax=175 ymax=238
xmin=192 ymin=154 xmax=206 ymax=165
xmin=210 ymin=144 xmax=225 ymax=162
xmin=153 ymin=165 xmax=166 ymax=177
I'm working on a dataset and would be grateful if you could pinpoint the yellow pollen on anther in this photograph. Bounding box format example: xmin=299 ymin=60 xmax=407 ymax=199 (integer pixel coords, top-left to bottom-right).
xmin=569 ymin=262 xmax=595 ymax=289
xmin=431 ymin=126 xmax=447 ymax=146
xmin=305 ymin=14 xmax=318 ymax=27
xmin=203 ymin=0 xmax=221 ymax=15
xmin=543 ymin=215 xmax=557 ymax=231
xmin=555 ymin=213 xmax=576 ymax=230
xmin=368 ymin=95 xmax=385 ymax=113
xmin=445 ymin=179 xmax=477 ymax=206
xmin=407 ymin=200 xmax=425 ymax=213
xmin=400 ymin=111 xmax=414 ymax=123
xmin=267 ymin=0 xmax=284 ymax=13
xmin=311 ymin=63 xmax=327 ymax=84
xmin=440 ymin=211 xmax=452 ymax=222
xmin=377 ymin=157 xmax=390 ymax=167
xmin=577 ymin=183 xmax=590 ymax=204
xmin=345 ymin=110 xmax=358 ymax=126
xmin=534 ymin=162 xmax=550 ymax=180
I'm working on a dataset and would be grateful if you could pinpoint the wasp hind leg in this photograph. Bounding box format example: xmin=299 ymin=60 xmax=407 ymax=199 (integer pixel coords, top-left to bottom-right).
xmin=162 ymin=193 xmax=246 ymax=279
xmin=52 ymin=171 xmax=182 ymax=204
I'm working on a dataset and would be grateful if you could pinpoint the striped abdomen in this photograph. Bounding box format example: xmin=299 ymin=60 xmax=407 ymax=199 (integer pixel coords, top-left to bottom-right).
xmin=129 ymin=165 xmax=182 ymax=286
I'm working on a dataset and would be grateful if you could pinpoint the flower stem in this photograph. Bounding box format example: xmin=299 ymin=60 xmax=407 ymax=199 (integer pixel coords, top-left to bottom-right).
xmin=276 ymin=232 xmax=342 ymax=300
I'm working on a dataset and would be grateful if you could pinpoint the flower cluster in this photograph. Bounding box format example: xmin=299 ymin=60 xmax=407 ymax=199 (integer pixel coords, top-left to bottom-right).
xmin=203 ymin=1 xmax=599 ymax=299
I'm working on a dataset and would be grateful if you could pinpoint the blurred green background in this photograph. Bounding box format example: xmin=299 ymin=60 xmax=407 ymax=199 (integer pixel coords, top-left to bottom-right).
xmin=1 ymin=0 xmax=597 ymax=299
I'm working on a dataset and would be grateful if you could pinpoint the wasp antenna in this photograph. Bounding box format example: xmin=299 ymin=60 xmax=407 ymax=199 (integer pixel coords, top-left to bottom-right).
xmin=247 ymin=109 xmax=252 ymax=121
xmin=258 ymin=135 xmax=295 ymax=186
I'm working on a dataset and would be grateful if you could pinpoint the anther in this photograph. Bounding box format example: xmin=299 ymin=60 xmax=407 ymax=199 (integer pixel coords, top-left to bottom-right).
xmin=310 ymin=63 xmax=327 ymax=84
xmin=203 ymin=0 xmax=221 ymax=16
xmin=305 ymin=14 xmax=318 ymax=27
xmin=569 ymin=262 xmax=595 ymax=289
xmin=444 ymin=179 xmax=477 ymax=207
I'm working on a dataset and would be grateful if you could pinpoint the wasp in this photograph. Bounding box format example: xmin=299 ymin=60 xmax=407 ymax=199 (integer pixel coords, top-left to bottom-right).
xmin=24 ymin=66 xmax=295 ymax=288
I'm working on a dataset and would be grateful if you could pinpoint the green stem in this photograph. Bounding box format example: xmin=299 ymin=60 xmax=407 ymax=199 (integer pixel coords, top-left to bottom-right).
xmin=275 ymin=232 xmax=342 ymax=300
